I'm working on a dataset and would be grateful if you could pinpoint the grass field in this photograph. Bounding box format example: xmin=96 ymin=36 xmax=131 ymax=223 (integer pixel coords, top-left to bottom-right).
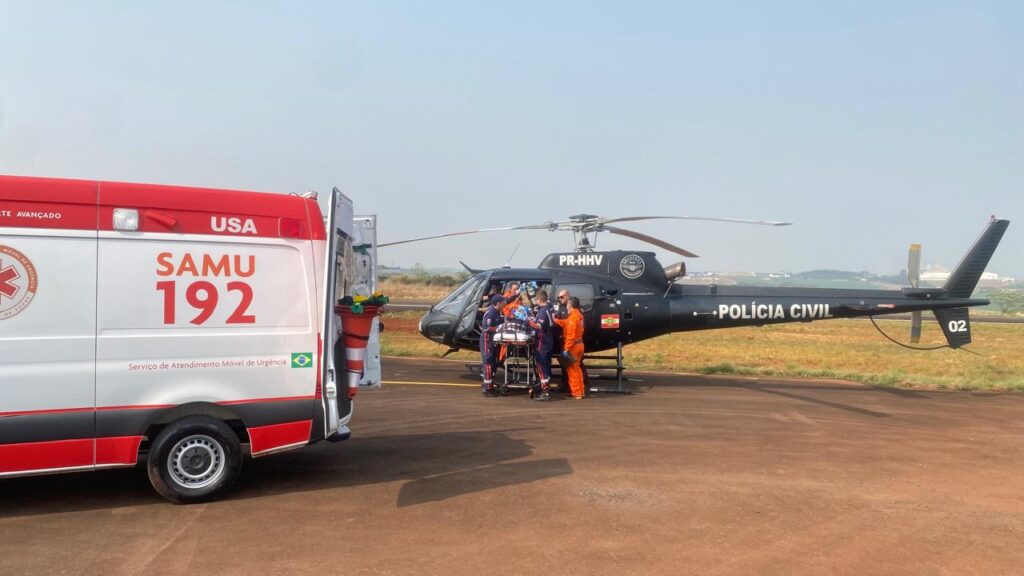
xmin=379 ymin=310 xmax=1024 ymax=391
xmin=379 ymin=278 xmax=459 ymax=301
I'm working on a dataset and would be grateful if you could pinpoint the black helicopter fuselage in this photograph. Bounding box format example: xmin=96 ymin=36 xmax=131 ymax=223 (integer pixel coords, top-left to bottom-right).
xmin=418 ymin=219 xmax=1008 ymax=353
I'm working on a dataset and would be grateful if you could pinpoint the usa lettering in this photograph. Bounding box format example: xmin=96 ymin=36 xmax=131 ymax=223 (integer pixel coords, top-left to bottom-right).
xmin=211 ymin=216 xmax=257 ymax=235
xmin=717 ymin=303 xmax=832 ymax=321
xmin=558 ymin=254 xmax=604 ymax=266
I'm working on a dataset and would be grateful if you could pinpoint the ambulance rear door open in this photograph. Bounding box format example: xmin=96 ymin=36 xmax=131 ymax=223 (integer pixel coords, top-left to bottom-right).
xmin=321 ymin=187 xmax=353 ymax=440
xmin=352 ymin=215 xmax=381 ymax=389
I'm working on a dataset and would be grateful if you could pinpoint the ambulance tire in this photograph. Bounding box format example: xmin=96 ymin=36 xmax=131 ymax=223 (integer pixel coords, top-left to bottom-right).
xmin=147 ymin=416 xmax=243 ymax=504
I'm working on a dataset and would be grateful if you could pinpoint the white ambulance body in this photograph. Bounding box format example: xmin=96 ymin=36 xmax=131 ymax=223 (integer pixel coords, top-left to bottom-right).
xmin=0 ymin=175 xmax=379 ymax=503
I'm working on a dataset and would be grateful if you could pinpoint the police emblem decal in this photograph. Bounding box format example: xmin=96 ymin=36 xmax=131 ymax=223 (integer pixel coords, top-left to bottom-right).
xmin=619 ymin=254 xmax=645 ymax=279
xmin=0 ymin=245 xmax=37 ymax=320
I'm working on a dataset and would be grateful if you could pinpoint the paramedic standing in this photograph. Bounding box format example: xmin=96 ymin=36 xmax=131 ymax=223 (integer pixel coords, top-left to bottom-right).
xmin=553 ymin=289 xmax=570 ymax=389
xmin=528 ymin=290 xmax=556 ymax=400
xmin=480 ymin=296 xmax=505 ymax=396
xmin=554 ymin=296 xmax=586 ymax=400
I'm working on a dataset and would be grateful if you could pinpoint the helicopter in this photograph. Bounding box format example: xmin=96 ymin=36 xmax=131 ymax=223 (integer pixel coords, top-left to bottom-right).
xmin=380 ymin=214 xmax=1010 ymax=371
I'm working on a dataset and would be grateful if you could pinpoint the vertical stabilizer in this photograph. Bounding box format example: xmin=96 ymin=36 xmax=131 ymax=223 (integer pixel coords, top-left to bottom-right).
xmin=943 ymin=218 xmax=1010 ymax=298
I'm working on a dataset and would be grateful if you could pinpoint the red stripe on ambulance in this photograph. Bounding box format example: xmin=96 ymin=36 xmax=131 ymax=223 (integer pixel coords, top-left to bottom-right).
xmin=96 ymin=436 xmax=145 ymax=466
xmin=248 ymin=420 xmax=313 ymax=455
xmin=0 ymin=439 xmax=94 ymax=473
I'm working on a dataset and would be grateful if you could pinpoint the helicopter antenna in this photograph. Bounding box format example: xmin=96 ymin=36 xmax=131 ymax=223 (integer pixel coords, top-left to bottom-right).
xmin=503 ymin=243 xmax=520 ymax=268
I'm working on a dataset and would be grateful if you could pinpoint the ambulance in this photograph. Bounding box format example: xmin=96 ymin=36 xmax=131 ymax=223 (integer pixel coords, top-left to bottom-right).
xmin=0 ymin=175 xmax=381 ymax=503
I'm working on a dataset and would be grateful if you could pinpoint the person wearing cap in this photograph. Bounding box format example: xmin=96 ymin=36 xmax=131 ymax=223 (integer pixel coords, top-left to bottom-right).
xmin=479 ymin=294 xmax=505 ymax=396
xmin=528 ymin=290 xmax=556 ymax=400
xmin=554 ymin=296 xmax=586 ymax=400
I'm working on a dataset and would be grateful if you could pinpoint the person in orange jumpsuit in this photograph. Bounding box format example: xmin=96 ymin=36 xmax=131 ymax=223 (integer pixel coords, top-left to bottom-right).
xmin=498 ymin=283 xmax=522 ymax=363
xmin=500 ymin=282 xmax=520 ymax=318
xmin=554 ymin=296 xmax=586 ymax=400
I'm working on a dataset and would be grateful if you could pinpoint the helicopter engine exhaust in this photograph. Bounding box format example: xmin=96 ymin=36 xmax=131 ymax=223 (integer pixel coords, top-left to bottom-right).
xmin=664 ymin=261 xmax=686 ymax=282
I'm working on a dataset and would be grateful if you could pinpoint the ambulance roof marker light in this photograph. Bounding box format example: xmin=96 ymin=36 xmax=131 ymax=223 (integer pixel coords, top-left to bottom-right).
xmin=279 ymin=217 xmax=302 ymax=238
xmin=113 ymin=208 xmax=139 ymax=231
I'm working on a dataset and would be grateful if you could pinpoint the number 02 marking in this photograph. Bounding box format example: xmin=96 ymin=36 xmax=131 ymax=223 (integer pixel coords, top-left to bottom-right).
xmin=947 ymin=319 xmax=968 ymax=333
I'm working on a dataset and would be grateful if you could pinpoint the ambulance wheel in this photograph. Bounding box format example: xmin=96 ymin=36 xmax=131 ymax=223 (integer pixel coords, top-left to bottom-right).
xmin=147 ymin=416 xmax=242 ymax=504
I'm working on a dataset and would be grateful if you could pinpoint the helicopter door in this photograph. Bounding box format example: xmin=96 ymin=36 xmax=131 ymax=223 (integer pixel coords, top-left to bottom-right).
xmin=451 ymin=275 xmax=489 ymax=345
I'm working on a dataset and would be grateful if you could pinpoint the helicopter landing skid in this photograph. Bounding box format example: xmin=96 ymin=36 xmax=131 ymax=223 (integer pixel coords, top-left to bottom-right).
xmin=582 ymin=342 xmax=633 ymax=395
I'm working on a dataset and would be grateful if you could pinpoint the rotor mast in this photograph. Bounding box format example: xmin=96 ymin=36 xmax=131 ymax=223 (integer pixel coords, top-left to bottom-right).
xmin=568 ymin=214 xmax=601 ymax=253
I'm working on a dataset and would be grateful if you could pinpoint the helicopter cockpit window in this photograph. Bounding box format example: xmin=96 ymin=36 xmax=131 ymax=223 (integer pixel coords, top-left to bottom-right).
xmin=435 ymin=273 xmax=486 ymax=315
xmin=553 ymin=283 xmax=595 ymax=311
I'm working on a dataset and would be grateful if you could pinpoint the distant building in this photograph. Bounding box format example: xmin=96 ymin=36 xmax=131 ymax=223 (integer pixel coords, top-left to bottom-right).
xmin=920 ymin=266 xmax=1014 ymax=286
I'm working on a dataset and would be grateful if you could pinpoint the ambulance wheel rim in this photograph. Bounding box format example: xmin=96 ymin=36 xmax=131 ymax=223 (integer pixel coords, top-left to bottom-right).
xmin=167 ymin=435 xmax=225 ymax=489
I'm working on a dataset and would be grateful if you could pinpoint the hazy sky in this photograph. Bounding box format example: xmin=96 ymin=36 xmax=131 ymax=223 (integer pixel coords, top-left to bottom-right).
xmin=1 ymin=2 xmax=1020 ymax=277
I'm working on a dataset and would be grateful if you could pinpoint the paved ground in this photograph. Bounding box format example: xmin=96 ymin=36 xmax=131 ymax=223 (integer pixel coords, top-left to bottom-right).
xmin=3 ymin=358 xmax=1024 ymax=575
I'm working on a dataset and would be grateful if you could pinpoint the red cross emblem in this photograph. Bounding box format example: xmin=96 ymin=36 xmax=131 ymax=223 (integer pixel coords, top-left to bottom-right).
xmin=0 ymin=259 xmax=21 ymax=299
xmin=0 ymin=245 xmax=37 ymax=320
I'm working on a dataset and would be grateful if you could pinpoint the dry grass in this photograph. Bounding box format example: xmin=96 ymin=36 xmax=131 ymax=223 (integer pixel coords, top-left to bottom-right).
xmin=379 ymin=310 xmax=1024 ymax=390
xmin=378 ymin=279 xmax=451 ymax=301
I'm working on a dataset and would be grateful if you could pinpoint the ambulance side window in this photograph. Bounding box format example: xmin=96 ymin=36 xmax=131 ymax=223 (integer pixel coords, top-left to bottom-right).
xmin=554 ymin=284 xmax=594 ymax=311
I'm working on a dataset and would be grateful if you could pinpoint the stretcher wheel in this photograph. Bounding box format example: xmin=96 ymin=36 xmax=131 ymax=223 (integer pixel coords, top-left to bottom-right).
xmin=147 ymin=416 xmax=243 ymax=504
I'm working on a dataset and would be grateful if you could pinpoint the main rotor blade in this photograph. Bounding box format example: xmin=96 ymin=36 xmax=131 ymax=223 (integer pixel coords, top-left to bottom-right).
xmin=602 ymin=225 xmax=700 ymax=258
xmin=600 ymin=216 xmax=793 ymax=227
xmin=378 ymin=224 xmax=551 ymax=247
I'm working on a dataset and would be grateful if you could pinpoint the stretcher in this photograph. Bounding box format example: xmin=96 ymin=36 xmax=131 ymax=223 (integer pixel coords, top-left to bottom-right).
xmin=492 ymin=320 xmax=535 ymax=395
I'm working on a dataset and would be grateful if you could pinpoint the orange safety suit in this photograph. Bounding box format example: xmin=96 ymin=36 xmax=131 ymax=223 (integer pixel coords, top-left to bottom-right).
xmin=554 ymin=308 xmax=585 ymax=399
xmin=499 ymin=289 xmax=520 ymax=362
xmin=501 ymin=289 xmax=519 ymax=317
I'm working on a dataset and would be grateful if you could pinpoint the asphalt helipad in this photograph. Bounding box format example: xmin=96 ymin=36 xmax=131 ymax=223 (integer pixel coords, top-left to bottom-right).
xmin=2 ymin=357 xmax=1023 ymax=575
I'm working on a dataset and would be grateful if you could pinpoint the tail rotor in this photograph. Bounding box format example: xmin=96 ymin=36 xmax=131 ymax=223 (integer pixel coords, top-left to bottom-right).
xmin=907 ymin=243 xmax=922 ymax=343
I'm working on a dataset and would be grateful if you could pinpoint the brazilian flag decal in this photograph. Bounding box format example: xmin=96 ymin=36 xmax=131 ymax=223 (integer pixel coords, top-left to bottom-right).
xmin=291 ymin=353 xmax=313 ymax=368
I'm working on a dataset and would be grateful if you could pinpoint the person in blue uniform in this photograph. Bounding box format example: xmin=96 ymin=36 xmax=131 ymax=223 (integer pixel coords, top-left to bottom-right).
xmin=528 ymin=290 xmax=556 ymax=400
xmin=480 ymin=295 xmax=505 ymax=396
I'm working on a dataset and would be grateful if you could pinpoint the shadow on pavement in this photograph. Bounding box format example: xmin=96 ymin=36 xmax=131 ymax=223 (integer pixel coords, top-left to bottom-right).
xmin=0 ymin=429 xmax=571 ymax=517
xmin=396 ymin=458 xmax=572 ymax=507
